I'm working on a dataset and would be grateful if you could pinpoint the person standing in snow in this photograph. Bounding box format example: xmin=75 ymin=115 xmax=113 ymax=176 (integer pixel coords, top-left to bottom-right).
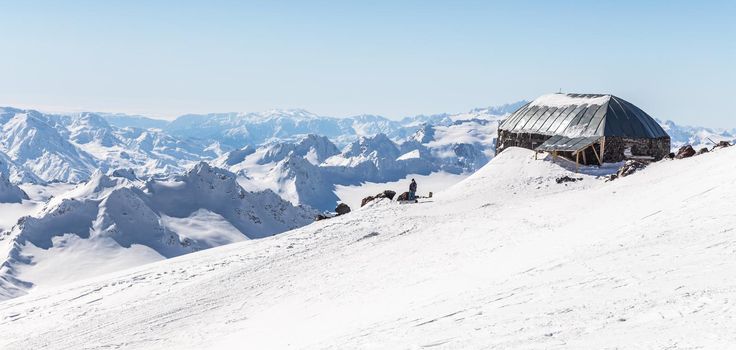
xmin=409 ymin=178 xmax=417 ymax=200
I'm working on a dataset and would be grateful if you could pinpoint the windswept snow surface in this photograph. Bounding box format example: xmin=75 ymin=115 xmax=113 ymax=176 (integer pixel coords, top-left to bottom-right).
xmin=1 ymin=147 xmax=735 ymax=349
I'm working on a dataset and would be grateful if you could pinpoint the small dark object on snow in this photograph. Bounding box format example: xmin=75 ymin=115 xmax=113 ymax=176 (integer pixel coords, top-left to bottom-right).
xmin=675 ymin=145 xmax=696 ymax=159
xmin=377 ymin=190 xmax=396 ymax=200
xmin=667 ymin=152 xmax=675 ymax=159
xmin=396 ymin=191 xmax=418 ymax=203
xmin=315 ymin=214 xmax=331 ymax=221
xmin=360 ymin=189 xmax=397 ymax=207
xmin=555 ymin=176 xmax=583 ymax=184
xmin=360 ymin=195 xmax=375 ymax=207
xmin=357 ymin=231 xmax=380 ymax=242
xmin=697 ymin=147 xmax=709 ymax=155
xmin=335 ymin=203 xmax=351 ymax=216
xmin=609 ymin=159 xmax=647 ymax=181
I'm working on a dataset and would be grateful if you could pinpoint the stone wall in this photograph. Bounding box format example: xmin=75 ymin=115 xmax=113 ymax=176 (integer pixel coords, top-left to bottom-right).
xmin=496 ymin=130 xmax=551 ymax=155
xmin=497 ymin=129 xmax=671 ymax=164
xmin=602 ymin=136 xmax=671 ymax=162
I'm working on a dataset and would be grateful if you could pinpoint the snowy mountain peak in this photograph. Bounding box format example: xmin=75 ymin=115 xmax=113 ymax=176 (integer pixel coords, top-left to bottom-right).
xmin=412 ymin=124 xmax=436 ymax=144
xmin=0 ymin=110 xmax=98 ymax=183
xmin=0 ymin=172 xmax=28 ymax=203
xmin=342 ymin=133 xmax=400 ymax=159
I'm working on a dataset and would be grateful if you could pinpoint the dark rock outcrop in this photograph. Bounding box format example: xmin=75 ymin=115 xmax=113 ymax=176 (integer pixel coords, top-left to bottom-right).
xmin=675 ymin=145 xmax=696 ymax=159
xmin=608 ymin=160 xmax=647 ymax=181
xmin=361 ymin=196 xmax=375 ymax=207
xmin=555 ymin=176 xmax=583 ymax=184
xmin=361 ymin=190 xmax=397 ymax=207
xmin=378 ymin=190 xmax=396 ymax=200
xmin=335 ymin=203 xmax=351 ymax=216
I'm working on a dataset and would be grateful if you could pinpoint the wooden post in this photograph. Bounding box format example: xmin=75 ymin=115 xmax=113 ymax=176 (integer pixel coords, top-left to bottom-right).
xmin=581 ymin=148 xmax=587 ymax=164
xmin=600 ymin=137 xmax=606 ymax=164
xmin=591 ymin=144 xmax=602 ymax=166
xmin=553 ymin=150 xmax=557 ymax=162
xmin=575 ymin=151 xmax=579 ymax=173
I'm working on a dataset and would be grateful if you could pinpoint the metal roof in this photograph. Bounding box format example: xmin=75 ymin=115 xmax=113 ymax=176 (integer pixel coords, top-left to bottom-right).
xmin=499 ymin=93 xmax=669 ymax=139
xmin=535 ymin=135 xmax=601 ymax=152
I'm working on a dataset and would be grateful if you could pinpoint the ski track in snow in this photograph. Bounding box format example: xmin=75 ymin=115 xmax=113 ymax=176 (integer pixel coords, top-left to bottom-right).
xmin=0 ymin=148 xmax=735 ymax=349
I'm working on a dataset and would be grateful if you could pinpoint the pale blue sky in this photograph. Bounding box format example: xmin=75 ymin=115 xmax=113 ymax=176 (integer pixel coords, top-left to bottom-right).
xmin=1 ymin=1 xmax=734 ymax=127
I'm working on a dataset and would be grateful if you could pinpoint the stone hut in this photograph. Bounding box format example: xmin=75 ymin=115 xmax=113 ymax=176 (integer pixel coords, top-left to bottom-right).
xmin=496 ymin=93 xmax=670 ymax=165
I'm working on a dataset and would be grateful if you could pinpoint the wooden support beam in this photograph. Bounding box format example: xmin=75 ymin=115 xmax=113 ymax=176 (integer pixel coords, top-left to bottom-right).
xmin=581 ymin=148 xmax=587 ymax=164
xmin=591 ymin=144 xmax=602 ymax=166
xmin=600 ymin=137 xmax=606 ymax=163
xmin=553 ymin=150 xmax=557 ymax=162
xmin=575 ymin=151 xmax=579 ymax=173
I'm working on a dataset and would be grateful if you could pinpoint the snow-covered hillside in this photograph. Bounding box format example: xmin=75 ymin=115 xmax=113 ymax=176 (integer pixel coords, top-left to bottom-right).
xmin=1 ymin=146 xmax=734 ymax=349
xmin=0 ymin=164 xmax=314 ymax=301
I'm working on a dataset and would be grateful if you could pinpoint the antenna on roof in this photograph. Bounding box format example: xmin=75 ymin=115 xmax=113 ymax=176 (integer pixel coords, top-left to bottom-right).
xmin=558 ymin=88 xmax=562 ymax=94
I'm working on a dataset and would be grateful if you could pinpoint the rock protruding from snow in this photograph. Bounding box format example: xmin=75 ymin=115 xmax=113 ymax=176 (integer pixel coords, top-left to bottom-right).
xmin=335 ymin=203 xmax=351 ymax=216
xmin=676 ymin=145 xmax=696 ymax=159
xmin=361 ymin=190 xmax=396 ymax=207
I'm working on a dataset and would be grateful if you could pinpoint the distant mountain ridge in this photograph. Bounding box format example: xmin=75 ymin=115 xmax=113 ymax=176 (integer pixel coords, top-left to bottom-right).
xmin=0 ymin=103 xmax=731 ymax=210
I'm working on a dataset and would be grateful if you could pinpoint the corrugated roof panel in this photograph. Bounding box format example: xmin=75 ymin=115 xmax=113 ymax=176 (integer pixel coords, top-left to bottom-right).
xmin=535 ymin=136 xmax=601 ymax=152
xmin=552 ymin=107 xmax=586 ymax=135
xmin=549 ymin=105 xmax=583 ymax=134
xmin=619 ymin=98 xmax=668 ymax=138
xmin=500 ymin=93 xmax=670 ymax=140
xmin=519 ymin=106 xmax=549 ymax=131
xmin=573 ymin=104 xmax=603 ymax=136
xmin=512 ymin=106 xmax=543 ymax=130
xmin=500 ymin=103 xmax=530 ymax=130
xmin=586 ymin=102 xmax=608 ymax=136
xmin=615 ymin=98 xmax=643 ymax=136
xmin=561 ymin=106 xmax=593 ymax=136
xmin=606 ymin=98 xmax=636 ymax=136
xmin=528 ymin=107 xmax=558 ymax=131
xmin=540 ymin=105 xmax=571 ymax=132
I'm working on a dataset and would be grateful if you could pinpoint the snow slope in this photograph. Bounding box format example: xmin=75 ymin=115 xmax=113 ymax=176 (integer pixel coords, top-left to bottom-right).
xmin=1 ymin=146 xmax=734 ymax=349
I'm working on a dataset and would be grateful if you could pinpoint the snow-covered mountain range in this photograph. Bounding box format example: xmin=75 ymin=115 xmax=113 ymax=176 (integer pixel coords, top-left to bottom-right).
xmin=0 ymin=163 xmax=314 ymax=300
